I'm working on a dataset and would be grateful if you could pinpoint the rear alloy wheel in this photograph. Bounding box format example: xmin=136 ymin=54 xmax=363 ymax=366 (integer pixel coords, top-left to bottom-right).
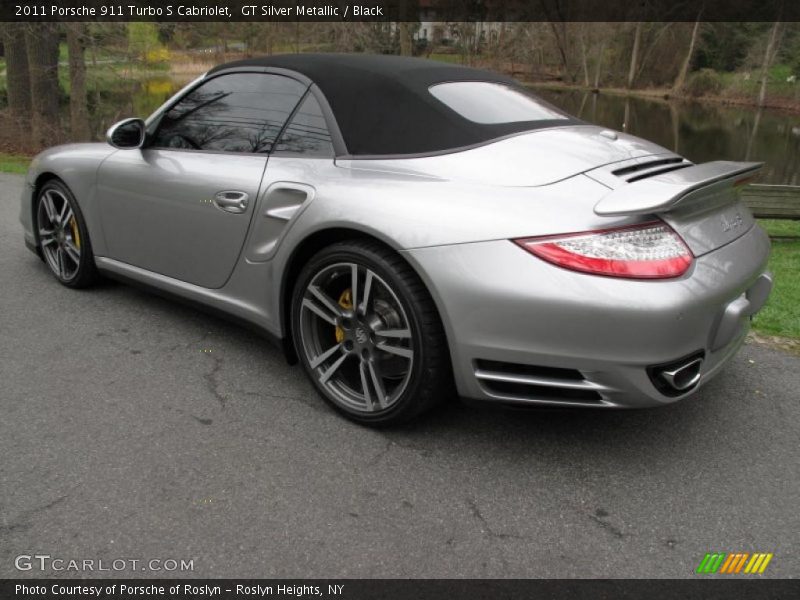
xmin=291 ymin=241 xmax=451 ymax=425
xmin=36 ymin=180 xmax=99 ymax=288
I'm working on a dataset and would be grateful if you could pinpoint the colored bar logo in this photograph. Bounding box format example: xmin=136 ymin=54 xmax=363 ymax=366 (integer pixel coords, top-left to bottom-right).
xmin=696 ymin=552 xmax=773 ymax=574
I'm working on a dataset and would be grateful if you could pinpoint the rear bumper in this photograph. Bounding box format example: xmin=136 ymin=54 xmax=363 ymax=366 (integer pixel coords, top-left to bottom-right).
xmin=404 ymin=224 xmax=772 ymax=408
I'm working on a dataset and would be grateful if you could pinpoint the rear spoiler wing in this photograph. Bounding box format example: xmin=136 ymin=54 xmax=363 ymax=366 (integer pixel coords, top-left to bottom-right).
xmin=593 ymin=161 xmax=763 ymax=216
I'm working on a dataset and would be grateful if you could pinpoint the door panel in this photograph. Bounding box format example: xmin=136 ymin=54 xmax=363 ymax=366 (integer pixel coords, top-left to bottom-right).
xmin=97 ymin=150 xmax=266 ymax=288
xmin=95 ymin=72 xmax=309 ymax=289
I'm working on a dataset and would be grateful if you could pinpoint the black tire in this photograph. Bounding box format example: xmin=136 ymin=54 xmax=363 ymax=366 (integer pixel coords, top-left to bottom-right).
xmin=35 ymin=179 xmax=100 ymax=289
xmin=291 ymin=240 xmax=452 ymax=426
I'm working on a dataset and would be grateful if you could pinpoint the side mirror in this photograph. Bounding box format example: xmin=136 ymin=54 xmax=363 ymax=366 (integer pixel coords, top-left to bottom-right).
xmin=106 ymin=118 xmax=146 ymax=149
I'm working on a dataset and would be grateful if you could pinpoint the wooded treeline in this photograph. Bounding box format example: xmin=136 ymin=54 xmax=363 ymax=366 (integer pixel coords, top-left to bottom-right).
xmin=1 ymin=23 xmax=90 ymax=148
xmin=156 ymin=21 xmax=800 ymax=92
xmin=1 ymin=21 xmax=798 ymax=152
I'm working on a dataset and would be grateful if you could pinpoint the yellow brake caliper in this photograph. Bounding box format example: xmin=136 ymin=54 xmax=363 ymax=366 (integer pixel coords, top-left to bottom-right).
xmin=69 ymin=217 xmax=81 ymax=249
xmin=335 ymin=289 xmax=353 ymax=343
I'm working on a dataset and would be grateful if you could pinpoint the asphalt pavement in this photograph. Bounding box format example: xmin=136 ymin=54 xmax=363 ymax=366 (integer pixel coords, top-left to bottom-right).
xmin=1 ymin=172 xmax=798 ymax=578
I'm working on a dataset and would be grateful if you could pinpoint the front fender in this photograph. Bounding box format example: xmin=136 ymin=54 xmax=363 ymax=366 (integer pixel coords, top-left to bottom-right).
xmin=22 ymin=143 xmax=117 ymax=255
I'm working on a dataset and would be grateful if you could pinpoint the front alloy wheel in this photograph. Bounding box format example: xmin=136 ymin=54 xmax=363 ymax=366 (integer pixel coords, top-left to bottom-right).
xmin=292 ymin=241 xmax=451 ymax=425
xmin=36 ymin=180 xmax=98 ymax=288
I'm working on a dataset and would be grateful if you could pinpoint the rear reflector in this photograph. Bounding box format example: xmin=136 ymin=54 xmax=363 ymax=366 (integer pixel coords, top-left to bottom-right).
xmin=514 ymin=221 xmax=693 ymax=279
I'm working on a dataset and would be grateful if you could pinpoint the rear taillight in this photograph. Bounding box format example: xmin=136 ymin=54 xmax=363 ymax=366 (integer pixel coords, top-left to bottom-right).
xmin=514 ymin=221 xmax=693 ymax=279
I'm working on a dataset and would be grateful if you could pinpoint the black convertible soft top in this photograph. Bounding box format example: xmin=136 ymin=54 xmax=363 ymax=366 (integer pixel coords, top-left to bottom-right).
xmin=208 ymin=53 xmax=575 ymax=157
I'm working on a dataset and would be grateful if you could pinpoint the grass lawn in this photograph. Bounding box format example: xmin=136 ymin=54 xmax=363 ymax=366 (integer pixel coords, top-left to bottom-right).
xmin=427 ymin=53 xmax=463 ymax=65
xmin=753 ymin=219 xmax=800 ymax=340
xmin=0 ymin=153 xmax=30 ymax=174
xmin=719 ymin=63 xmax=800 ymax=101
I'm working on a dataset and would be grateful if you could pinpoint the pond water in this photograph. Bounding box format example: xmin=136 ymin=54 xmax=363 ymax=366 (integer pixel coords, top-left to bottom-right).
xmin=94 ymin=75 xmax=186 ymax=134
xmin=536 ymin=87 xmax=800 ymax=185
xmin=111 ymin=77 xmax=800 ymax=185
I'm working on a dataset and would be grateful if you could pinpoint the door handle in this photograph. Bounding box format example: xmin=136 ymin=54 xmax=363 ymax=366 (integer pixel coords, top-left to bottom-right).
xmin=213 ymin=191 xmax=249 ymax=214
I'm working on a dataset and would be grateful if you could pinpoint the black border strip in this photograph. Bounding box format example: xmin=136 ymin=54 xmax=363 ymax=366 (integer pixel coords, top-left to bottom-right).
xmin=2 ymin=579 xmax=799 ymax=600
xmin=0 ymin=0 xmax=795 ymax=23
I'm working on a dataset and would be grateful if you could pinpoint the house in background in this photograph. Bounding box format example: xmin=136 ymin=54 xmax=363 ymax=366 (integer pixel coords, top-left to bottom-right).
xmin=413 ymin=0 xmax=503 ymax=46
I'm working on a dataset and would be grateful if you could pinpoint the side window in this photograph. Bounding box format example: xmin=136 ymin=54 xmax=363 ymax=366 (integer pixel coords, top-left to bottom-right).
xmin=152 ymin=73 xmax=307 ymax=153
xmin=273 ymin=93 xmax=334 ymax=158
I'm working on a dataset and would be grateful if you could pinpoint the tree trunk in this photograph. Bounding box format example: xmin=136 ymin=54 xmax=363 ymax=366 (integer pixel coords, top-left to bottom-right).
xmin=90 ymin=32 xmax=102 ymax=137
xmin=636 ymin=23 xmax=672 ymax=83
xmin=397 ymin=0 xmax=414 ymax=58
xmin=399 ymin=22 xmax=413 ymax=56
xmin=2 ymin=24 xmax=32 ymax=139
xmin=627 ymin=22 xmax=642 ymax=89
xmin=758 ymin=21 xmax=782 ymax=108
xmin=66 ymin=23 xmax=91 ymax=142
xmin=579 ymin=31 xmax=590 ymax=87
xmin=593 ymin=40 xmax=605 ymax=90
xmin=673 ymin=18 xmax=701 ymax=94
xmin=25 ymin=23 xmax=62 ymax=148
xmin=548 ymin=21 xmax=570 ymax=82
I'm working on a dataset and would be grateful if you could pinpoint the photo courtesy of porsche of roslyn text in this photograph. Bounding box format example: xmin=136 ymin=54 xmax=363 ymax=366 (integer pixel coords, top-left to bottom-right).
xmin=0 ymin=4 xmax=798 ymax=598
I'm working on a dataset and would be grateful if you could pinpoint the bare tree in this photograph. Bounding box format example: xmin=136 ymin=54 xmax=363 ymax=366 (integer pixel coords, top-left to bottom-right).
xmin=593 ymin=38 xmax=606 ymax=90
xmin=450 ymin=22 xmax=482 ymax=66
xmin=66 ymin=23 xmax=91 ymax=141
xmin=346 ymin=22 xmax=396 ymax=54
xmin=518 ymin=22 xmax=546 ymax=78
xmin=575 ymin=23 xmax=612 ymax=90
xmin=25 ymin=23 xmax=62 ymax=148
xmin=548 ymin=21 xmax=571 ymax=81
xmin=758 ymin=20 xmax=783 ymax=108
xmin=2 ymin=24 xmax=32 ymax=138
xmin=673 ymin=16 xmax=702 ymax=93
xmin=578 ymin=28 xmax=590 ymax=87
xmin=399 ymin=23 xmax=414 ymax=56
xmin=627 ymin=22 xmax=643 ymax=89
xmin=635 ymin=23 xmax=674 ymax=84
xmin=397 ymin=0 xmax=415 ymax=56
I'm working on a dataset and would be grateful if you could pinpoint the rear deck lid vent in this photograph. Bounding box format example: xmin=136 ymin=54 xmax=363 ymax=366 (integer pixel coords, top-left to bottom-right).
xmin=612 ymin=157 xmax=692 ymax=183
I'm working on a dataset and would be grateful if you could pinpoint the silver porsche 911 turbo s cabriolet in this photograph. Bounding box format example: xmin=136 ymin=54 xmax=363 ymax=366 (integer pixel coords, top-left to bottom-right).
xmin=20 ymin=54 xmax=773 ymax=425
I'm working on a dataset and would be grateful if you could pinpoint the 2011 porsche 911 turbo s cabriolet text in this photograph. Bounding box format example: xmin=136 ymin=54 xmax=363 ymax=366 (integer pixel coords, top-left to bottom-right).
xmin=20 ymin=54 xmax=773 ymax=425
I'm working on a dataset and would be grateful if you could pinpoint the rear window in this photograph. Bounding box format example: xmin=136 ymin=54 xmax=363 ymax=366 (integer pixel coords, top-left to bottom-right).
xmin=429 ymin=82 xmax=568 ymax=125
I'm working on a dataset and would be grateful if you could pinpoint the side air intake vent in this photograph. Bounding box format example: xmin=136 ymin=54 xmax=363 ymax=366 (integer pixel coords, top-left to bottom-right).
xmin=612 ymin=157 xmax=692 ymax=183
xmin=474 ymin=359 xmax=605 ymax=405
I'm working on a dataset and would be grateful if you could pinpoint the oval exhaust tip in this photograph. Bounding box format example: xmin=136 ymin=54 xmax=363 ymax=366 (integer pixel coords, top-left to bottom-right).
xmin=660 ymin=357 xmax=703 ymax=392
